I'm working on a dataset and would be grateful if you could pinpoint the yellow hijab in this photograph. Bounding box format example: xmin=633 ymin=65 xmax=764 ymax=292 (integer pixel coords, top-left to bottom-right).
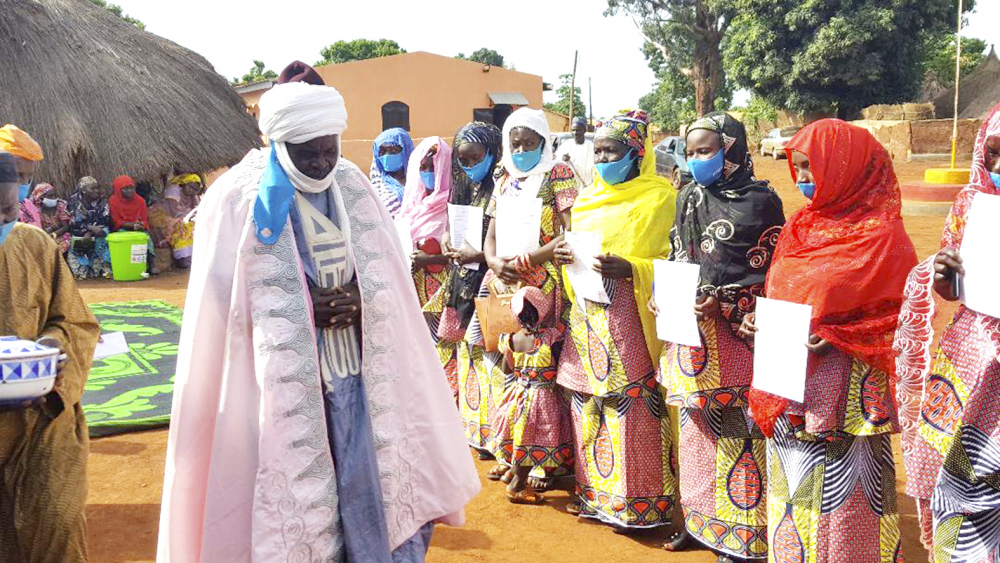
xmin=566 ymin=134 xmax=676 ymax=363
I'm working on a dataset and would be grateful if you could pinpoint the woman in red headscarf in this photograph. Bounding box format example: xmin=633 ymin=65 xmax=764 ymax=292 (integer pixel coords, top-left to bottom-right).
xmin=109 ymin=174 xmax=159 ymax=274
xmin=740 ymin=119 xmax=916 ymax=563
xmin=894 ymin=103 xmax=1000 ymax=562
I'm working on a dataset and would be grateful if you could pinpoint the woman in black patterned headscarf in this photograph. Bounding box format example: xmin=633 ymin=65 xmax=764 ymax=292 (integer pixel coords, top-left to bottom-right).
xmin=426 ymin=122 xmax=502 ymax=415
xmin=652 ymin=112 xmax=784 ymax=562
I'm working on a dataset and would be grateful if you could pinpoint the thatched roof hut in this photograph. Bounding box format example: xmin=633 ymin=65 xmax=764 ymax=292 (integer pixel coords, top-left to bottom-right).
xmin=0 ymin=0 xmax=261 ymax=191
xmin=933 ymin=46 xmax=1000 ymax=119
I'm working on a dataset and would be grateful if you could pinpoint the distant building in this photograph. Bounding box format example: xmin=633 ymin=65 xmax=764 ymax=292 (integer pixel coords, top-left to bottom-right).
xmin=236 ymin=51 xmax=548 ymax=171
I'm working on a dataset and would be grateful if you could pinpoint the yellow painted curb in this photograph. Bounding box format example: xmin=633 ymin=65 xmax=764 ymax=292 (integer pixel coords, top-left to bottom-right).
xmin=925 ymin=168 xmax=970 ymax=184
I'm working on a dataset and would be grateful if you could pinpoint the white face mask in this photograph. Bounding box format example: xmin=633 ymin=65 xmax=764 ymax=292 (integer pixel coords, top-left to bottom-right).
xmin=42 ymin=198 xmax=58 ymax=208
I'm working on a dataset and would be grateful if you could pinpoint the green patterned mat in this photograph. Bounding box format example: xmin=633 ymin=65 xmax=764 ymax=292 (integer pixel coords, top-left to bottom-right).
xmin=83 ymin=300 xmax=182 ymax=438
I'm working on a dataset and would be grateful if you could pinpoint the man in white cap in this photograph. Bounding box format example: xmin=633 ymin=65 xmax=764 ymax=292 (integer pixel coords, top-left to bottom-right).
xmin=157 ymin=62 xmax=479 ymax=563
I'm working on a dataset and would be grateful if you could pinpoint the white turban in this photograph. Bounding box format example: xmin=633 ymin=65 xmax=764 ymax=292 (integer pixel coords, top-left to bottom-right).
xmin=500 ymin=107 xmax=556 ymax=180
xmin=258 ymin=82 xmax=349 ymax=193
xmin=258 ymin=82 xmax=348 ymax=144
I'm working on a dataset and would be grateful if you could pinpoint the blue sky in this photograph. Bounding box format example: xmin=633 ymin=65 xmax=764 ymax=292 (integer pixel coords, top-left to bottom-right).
xmin=113 ymin=0 xmax=998 ymax=118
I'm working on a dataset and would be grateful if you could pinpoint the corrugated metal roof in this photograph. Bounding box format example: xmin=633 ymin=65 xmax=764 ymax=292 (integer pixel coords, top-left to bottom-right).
xmin=488 ymin=92 xmax=529 ymax=106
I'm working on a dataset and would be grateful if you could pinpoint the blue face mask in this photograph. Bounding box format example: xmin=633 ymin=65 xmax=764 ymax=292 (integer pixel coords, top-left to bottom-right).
xmin=379 ymin=152 xmax=405 ymax=173
xmin=462 ymin=153 xmax=494 ymax=184
xmin=511 ymin=146 xmax=543 ymax=173
xmin=688 ymin=149 xmax=725 ymax=187
xmin=0 ymin=219 xmax=17 ymax=246
xmin=420 ymin=170 xmax=436 ymax=191
xmin=798 ymin=182 xmax=816 ymax=199
xmin=991 ymin=172 xmax=1000 ymax=189
xmin=595 ymin=150 xmax=636 ymax=186
xmin=18 ymin=183 xmax=31 ymax=202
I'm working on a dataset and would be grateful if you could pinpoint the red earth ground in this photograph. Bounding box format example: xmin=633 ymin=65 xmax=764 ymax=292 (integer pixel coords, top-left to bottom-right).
xmin=80 ymin=157 xmax=964 ymax=562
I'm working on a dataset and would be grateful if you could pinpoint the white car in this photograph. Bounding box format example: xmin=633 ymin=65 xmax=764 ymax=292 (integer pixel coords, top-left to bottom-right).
xmin=759 ymin=127 xmax=802 ymax=159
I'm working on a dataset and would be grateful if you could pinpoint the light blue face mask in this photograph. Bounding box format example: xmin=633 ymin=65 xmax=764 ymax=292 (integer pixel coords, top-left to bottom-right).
xmin=462 ymin=153 xmax=494 ymax=184
xmin=0 ymin=219 xmax=17 ymax=246
xmin=18 ymin=183 xmax=31 ymax=202
xmin=595 ymin=149 xmax=636 ymax=186
xmin=379 ymin=152 xmax=405 ymax=173
xmin=991 ymin=172 xmax=1000 ymax=189
xmin=42 ymin=198 xmax=58 ymax=208
xmin=688 ymin=148 xmax=725 ymax=187
xmin=798 ymin=182 xmax=816 ymax=199
xmin=511 ymin=146 xmax=543 ymax=173
xmin=420 ymin=170 xmax=436 ymax=191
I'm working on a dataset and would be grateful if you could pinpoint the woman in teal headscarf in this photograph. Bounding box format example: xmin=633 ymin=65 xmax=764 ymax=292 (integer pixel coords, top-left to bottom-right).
xmin=370 ymin=127 xmax=414 ymax=217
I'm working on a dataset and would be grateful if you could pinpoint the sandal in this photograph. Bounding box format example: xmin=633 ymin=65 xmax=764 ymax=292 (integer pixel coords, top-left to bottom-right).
xmin=527 ymin=475 xmax=552 ymax=492
xmin=477 ymin=450 xmax=494 ymax=461
xmin=566 ymin=500 xmax=582 ymax=516
xmin=663 ymin=530 xmax=692 ymax=552
xmin=506 ymin=488 xmax=546 ymax=505
xmin=500 ymin=468 xmax=515 ymax=485
xmin=486 ymin=464 xmax=507 ymax=481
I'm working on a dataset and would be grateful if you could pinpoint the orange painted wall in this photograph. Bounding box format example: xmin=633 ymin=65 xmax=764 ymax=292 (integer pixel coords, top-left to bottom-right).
xmin=238 ymin=51 xmax=544 ymax=172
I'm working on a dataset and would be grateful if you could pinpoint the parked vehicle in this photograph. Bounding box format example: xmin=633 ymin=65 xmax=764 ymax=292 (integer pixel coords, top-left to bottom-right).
xmin=654 ymin=136 xmax=691 ymax=188
xmin=550 ymin=132 xmax=594 ymax=153
xmin=759 ymin=126 xmax=802 ymax=159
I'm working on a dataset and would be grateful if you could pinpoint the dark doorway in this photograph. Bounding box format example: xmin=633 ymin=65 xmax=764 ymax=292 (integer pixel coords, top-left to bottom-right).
xmin=492 ymin=104 xmax=513 ymax=130
xmin=381 ymin=101 xmax=410 ymax=131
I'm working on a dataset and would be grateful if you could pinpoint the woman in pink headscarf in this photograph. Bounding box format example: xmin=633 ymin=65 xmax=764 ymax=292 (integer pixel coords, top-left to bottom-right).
xmin=399 ymin=136 xmax=458 ymax=394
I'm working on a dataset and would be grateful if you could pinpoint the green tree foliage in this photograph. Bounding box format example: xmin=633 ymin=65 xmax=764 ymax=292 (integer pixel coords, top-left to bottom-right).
xmin=90 ymin=0 xmax=145 ymax=30
xmin=456 ymin=48 xmax=506 ymax=68
xmin=316 ymin=39 xmax=406 ymax=66
xmin=231 ymin=61 xmax=278 ymax=87
xmin=725 ymin=0 xmax=974 ymax=115
xmin=544 ymin=74 xmax=587 ymax=120
xmin=607 ymin=0 xmax=732 ymax=117
xmin=638 ymin=40 xmax=733 ymax=134
xmin=923 ymin=35 xmax=988 ymax=88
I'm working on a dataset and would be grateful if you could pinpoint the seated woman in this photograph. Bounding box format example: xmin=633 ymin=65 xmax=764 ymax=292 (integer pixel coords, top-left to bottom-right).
xmin=553 ymin=109 xmax=677 ymax=533
xmin=399 ymin=137 xmax=455 ymax=384
xmin=150 ymin=173 xmax=202 ymax=269
xmin=32 ymin=183 xmax=72 ymax=254
xmin=67 ymin=176 xmax=112 ymax=280
xmin=370 ymin=127 xmax=414 ymax=218
xmin=742 ymin=119 xmax=916 ymax=563
xmin=109 ymin=175 xmax=158 ymax=275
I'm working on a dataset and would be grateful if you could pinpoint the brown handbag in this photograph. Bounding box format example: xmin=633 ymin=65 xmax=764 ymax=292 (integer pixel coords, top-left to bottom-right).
xmin=474 ymin=278 xmax=522 ymax=352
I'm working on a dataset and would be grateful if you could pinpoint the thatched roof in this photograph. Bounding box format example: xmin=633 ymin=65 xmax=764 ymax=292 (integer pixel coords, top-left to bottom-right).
xmin=933 ymin=46 xmax=1000 ymax=119
xmin=0 ymin=0 xmax=261 ymax=191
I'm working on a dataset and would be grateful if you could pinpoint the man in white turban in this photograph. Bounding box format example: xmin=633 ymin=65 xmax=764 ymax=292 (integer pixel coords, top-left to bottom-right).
xmin=156 ymin=61 xmax=480 ymax=563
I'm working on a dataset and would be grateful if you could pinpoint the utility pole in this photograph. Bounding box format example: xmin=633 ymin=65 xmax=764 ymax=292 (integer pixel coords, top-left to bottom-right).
xmin=589 ymin=77 xmax=594 ymax=129
xmin=950 ymin=0 xmax=963 ymax=170
xmin=568 ymin=50 xmax=578 ymax=132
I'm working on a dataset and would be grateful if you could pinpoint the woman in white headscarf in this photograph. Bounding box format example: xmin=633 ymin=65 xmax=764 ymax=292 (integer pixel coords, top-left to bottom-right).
xmin=458 ymin=108 xmax=578 ymax=501
xmin=156 ymin=62 xmax=479 ymax=563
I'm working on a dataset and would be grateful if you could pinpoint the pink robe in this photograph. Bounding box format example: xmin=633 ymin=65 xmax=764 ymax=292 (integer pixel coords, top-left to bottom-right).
xmin=157 ymin=149 xmax=480 ymax=562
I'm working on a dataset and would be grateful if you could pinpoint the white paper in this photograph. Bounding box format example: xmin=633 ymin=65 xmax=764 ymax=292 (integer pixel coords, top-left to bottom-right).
xmin=653 ymin=260 xmax=702 ymax=347
xmin=564 ymin=231 xmax=611 ymax=310
xmin=448 ymin=204 xmax=484 ymax=271
xmin=93 ymin=332 xmax=129 ymax=360
xmin=394 ymin=218 xmax=414 ymax=269
xmin=494 ymin=196 xmax=543 ymax=259
xmin=751 ymin=297 xmax=813 ymax=403
xmin=960 ymin=191 xmax=1000 ymax=317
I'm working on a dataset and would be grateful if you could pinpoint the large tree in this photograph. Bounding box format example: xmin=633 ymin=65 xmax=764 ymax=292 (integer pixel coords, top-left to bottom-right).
xmin=231 ymin=60 xmax=278 ymax=86
xmin=456 ymin=48 xmax=506 ymax=68
xmin=725 ymin=0 xmax=973 ymax=115
xmin=639 ymin=40 xmax=732 ymax=134
xmin=607 ymin=0 xmax=731 ymax=117
xmin=922 ymin=35 xmax=988 ymax=89
xmin=544 ymin=74 xmax=587 ymax=120
xmin=316 ymin=39 xmax=406 ymax=66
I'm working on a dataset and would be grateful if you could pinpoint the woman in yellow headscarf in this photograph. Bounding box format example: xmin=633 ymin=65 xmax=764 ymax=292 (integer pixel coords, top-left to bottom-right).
xmin=554 ymin=109 xmax=677 ymax=532
xmin=149 ymin=172 xmax=203 ymax=269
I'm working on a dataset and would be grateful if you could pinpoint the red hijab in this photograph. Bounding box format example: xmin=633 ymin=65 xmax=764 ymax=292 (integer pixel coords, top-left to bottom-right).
xmin=109 ymin=174 xmax=148 ymax=230
xmin=751 ymin=119 xmax=917 ymax=436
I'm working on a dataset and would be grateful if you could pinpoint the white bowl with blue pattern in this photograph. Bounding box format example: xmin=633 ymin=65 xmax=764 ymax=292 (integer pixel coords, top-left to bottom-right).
xmin=0 ymin=337 xmax=60 ymax=404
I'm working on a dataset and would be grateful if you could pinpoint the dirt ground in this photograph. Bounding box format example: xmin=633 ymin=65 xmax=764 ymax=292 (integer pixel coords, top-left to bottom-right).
xmin=80 ymin=157 xmax=963 ymax=563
